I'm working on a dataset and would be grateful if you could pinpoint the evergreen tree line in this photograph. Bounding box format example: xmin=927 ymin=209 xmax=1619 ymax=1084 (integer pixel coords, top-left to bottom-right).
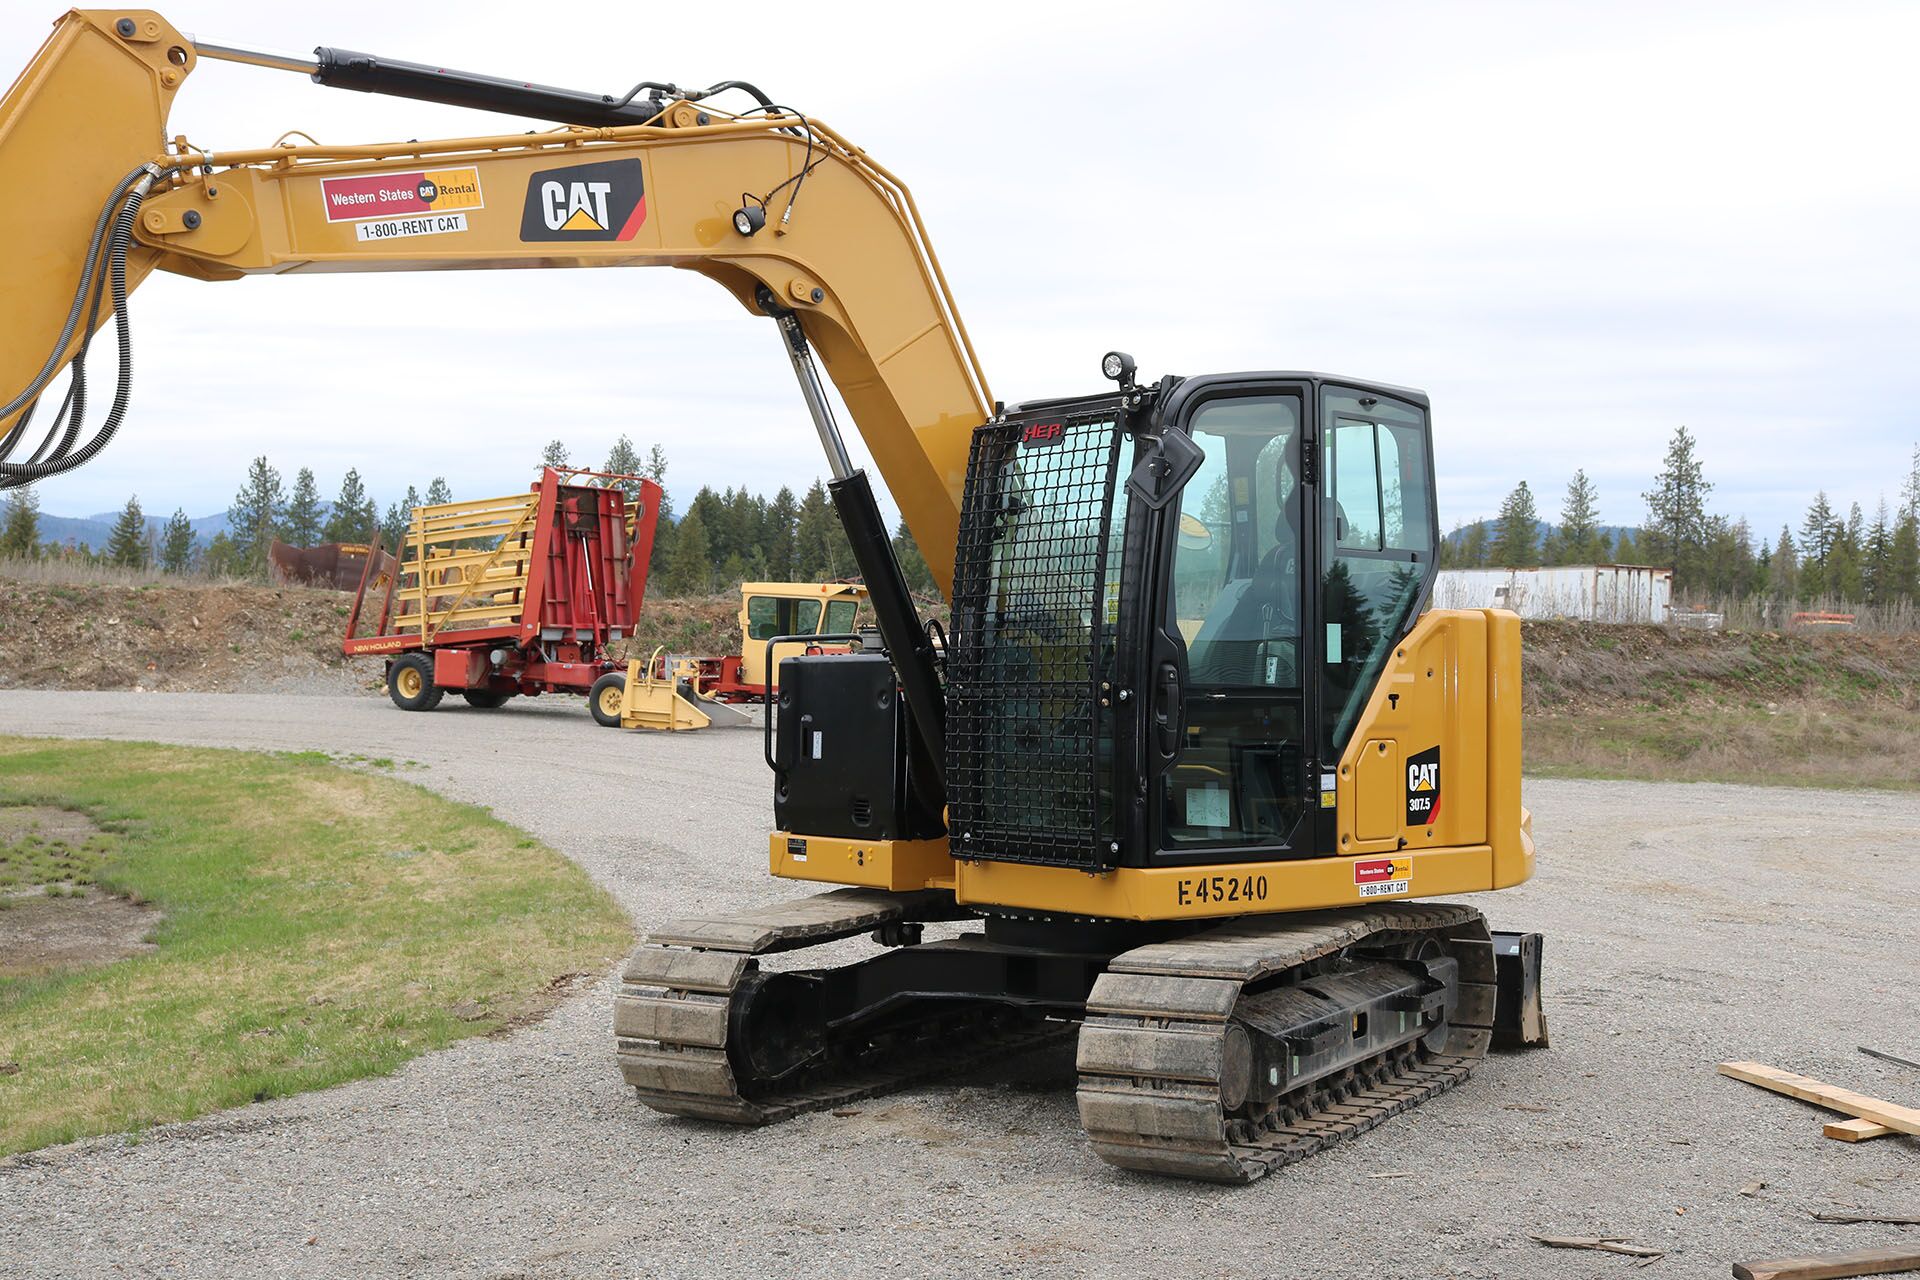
xmin=0 ymin=435 xmax=942 ymax=600
xmin=1441 ymin=428 xmax=1920 ymax=607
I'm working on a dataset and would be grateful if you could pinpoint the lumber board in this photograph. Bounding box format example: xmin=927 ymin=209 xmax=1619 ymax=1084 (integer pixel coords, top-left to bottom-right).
xmin=1718 ymin=1062 xmax=1920 ymax=1137
xmin=1825 ymin=1117 xmax=1896 ymax=1143
xmin=1731 ymin=1246 xmax=1920 ymax=1280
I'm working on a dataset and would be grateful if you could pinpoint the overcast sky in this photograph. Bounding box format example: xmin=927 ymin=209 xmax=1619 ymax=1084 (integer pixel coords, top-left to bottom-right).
xmin=5 ymin=1 xmax=1917 ymax=541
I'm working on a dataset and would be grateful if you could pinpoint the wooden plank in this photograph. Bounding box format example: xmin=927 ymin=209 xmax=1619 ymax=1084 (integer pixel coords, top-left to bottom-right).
xmin=1732 ymin=1246 xmax=1920 ymax=1280
xmin=1531 ymin=1235 xmax=1664 ymax=1259
xmin=1718 ymin=1061 xmax=1920 ymax=1137
xmin=1825 ymin=1117 xmax=1896 ymax=1142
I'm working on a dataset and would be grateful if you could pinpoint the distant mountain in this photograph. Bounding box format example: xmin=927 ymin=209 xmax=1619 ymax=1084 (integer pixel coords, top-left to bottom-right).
xmin=1442 ymin=518 xmax=1642 ymax=550
xmin=35 ymin=505 xmax=338 ymax=552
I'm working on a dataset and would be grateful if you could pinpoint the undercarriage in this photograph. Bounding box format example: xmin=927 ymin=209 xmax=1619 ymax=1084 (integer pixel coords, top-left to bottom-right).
xmin=616 ymin=888 xmax=1545 ymax=1181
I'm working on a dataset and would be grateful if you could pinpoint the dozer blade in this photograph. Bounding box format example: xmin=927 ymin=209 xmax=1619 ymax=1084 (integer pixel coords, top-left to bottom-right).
xmin=678 ymin=680 xmax=753 ymax=729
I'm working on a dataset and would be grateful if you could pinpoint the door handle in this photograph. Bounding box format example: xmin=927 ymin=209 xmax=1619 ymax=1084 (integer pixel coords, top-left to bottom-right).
xmin=1153 ymin=661 xmax=1183 ymax=759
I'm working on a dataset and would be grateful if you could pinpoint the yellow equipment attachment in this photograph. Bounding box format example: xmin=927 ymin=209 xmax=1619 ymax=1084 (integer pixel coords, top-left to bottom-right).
xmin=619 ymin=651 xmax=713 ymax=732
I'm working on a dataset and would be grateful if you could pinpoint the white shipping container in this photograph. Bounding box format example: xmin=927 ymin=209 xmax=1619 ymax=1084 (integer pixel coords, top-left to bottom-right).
xmin=1432 ymin=565 xmax=1673 ymax=624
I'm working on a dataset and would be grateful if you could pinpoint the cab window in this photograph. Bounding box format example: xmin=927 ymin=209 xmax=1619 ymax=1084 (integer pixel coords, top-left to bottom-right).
xmin=1162 ymin=394 xmax=1308 ymax=851
xmin=822 ymin=597 xmax=859 ymax=633
xmin=1321 ymin=391 xmax=1434 ymax=756
xmin=746 ymin=595 xmax=823 ymax=641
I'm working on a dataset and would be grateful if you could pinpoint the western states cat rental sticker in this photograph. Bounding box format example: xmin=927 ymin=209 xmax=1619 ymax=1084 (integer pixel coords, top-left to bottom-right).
xmin=320 ymin=166 xmax=485 ymax=241
xmin=1353 ymin=857 xmax=1411 ymax=899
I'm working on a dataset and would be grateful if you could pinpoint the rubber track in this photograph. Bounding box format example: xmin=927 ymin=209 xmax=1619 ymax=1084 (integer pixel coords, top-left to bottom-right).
xmin=616 ymin=888 xmax=1072 ymax=1124
xmin=1075 ymin=902 xmax=1496 ymax=1182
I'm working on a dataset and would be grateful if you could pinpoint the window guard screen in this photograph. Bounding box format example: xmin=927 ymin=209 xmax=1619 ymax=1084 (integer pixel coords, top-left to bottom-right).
xmin=947 ymin=408 xmax=1126 ymax=869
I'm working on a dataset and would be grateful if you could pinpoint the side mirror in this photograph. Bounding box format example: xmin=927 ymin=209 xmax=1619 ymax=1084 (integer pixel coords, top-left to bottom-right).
xmin=1125 ymin=431 xmax=1205 ymax=511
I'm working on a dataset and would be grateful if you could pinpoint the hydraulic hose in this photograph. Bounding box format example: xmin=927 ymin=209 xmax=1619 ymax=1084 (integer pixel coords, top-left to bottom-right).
xmin=0 ymin=165 xmax=162 ymax=488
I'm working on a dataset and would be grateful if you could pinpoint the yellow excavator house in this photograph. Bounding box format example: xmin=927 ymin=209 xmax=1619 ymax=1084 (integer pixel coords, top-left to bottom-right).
xmin=1 ymin=11 xmax=1546 ymax=1181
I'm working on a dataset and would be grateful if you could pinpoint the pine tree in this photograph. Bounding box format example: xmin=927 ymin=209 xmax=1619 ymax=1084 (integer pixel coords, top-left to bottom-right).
xmin=228 ymin=456 xmax=285 ymax=578
xmin=1489 ymin=482 xmax=1539 ymax=568
xmin=324 ymin=468 xmax=375 ymax=544
xmin=1612 ymin=529 xmax=1638 ymax=563
xmin=424 ymin=476 xmax=453 ymax=508
xmin=1459 ymin=521 xmax=1490 ymax=568
xmin=0 ymin=486 xmax=40 ymax=559
xmin=105 ymin=494 xmax=149 ymax=568
xmin=1751 ymin=543 xmax=1772 ymax=599
xmin=1865 ymin=498 xmax=1893 ymax=603
xmin=1888 ymin=512 xmax=1919 ymax=605
xmin=602 ymin=434 xmax=645 ymax=500
xmin=664 ymin=503 xmax=712 ymax=594
xmin=284 ymin=467 xmax=324 ymax=546
xmin=1828 ymin=508 xmax=1864 ymax=602
xmin=1554 ymin=470 xmax=1604 ymax=564
xmin=893 ymin=518 xmax=938 ymax=598
xmin=540 ymin=440 xmax=570 ymax=470
xmin=727 ymin=488 xmax=765 ymax=571
xmin=687 ymin=487 xmax=729 ymax=568
xmin=764 ymin=485 xmax=799 ymax=580
xmin=160 ymin=507 xmax=195 ymax=573
xmin=1796 ymin=492 xmax=1836 ymax=600
xmin=1902 ymin=444 xmax=1920 ymax=521
xmin=643 ymin=446 xmax=674 ymax=574
xmin=201 ymin=531 xmax=239 ymax=578
xmin=794 ymin=479 xmax=853 ymax=579
xmin=1700 ymin=515 xmax=1755 ymax=599
xmin=1641 ymin=426 xmax=1713 ymax=589
xmin=1768 ymin=525 xmax=1797 ymax=598
xmin=381 ymin=485 xmax=421 ymax=554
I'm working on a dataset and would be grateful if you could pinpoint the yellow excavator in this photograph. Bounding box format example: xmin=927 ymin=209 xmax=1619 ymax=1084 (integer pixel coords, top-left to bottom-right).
xmin=1 ymin=11 xmax=1546 ymax=1181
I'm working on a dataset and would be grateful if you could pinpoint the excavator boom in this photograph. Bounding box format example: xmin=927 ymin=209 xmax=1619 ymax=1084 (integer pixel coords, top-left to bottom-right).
xmin=0 ymin=10 xmax=989 ymax=598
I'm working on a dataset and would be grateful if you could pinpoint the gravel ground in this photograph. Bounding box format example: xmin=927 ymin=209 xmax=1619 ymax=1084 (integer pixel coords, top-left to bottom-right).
xmin=0 ymin=690 xmax=1915 ymax=1279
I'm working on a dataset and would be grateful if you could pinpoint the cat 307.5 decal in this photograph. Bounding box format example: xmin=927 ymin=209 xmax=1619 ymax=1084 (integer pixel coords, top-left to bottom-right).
xmin=1405 ymin=746 xmax=1441 ymax=826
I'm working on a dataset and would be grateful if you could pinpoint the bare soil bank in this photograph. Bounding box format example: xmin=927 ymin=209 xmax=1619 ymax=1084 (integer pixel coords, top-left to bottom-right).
xmin=2 ymin=574 xmax=1912 ymax=786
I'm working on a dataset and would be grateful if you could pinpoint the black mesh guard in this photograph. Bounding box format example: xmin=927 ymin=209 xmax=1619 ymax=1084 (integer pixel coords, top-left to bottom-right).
xmin=947 ymin=406 xmax=1126 ymax=869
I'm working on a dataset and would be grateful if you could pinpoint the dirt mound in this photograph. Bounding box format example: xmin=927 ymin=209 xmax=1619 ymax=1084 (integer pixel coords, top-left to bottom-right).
xmin=1521 ymin=620 xmax=1920 ymax=714
xmin=1521 ymin=621 xmax=1920 ymax=788
xmin=617 ymin=593 xmax=745 ymax=661
xmin=0 ymin=577 xmax=367 ymax=694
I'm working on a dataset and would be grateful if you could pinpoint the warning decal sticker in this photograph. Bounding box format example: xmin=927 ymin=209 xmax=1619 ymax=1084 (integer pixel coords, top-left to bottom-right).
xmin=1405 ymin=745 xmax=1441 ymax=827
xmin=519 ymin=159 xmax=647 ymax=242
xmin=321 ymin=166 xmax=484 ymax=224
xmin=1354 ymin=857 xmax=1411 ymax=899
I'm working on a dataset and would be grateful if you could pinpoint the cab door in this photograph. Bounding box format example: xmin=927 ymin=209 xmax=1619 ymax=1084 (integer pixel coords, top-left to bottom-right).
xmin=1146 ymin=383 xmax=1315 ymax=863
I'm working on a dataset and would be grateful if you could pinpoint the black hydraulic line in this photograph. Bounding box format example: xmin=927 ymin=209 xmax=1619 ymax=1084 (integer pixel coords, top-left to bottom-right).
xmin=829 ymin=469 xmax=948 ymax=799
xmin=0 ymin=165 xmax=149 ymax=436
xmin=312 ymin=47 xmax=677 ymax=127
xmin=0 ymin=173 xmax=153 ymax=487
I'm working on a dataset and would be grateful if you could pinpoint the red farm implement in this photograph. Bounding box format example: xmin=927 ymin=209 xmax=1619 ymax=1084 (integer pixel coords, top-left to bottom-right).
xmin=344 ymin=466 xmax=661 ymax=726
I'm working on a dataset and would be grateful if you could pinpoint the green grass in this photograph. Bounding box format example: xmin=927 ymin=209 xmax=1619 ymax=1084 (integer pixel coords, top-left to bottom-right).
xmin=0 ymin=812 xmax=119 ymax=895
xmin=1525 ymin=702 xmax=1920 ymax=791
xmin=0 ymin=737 xmax=631 ymax=1155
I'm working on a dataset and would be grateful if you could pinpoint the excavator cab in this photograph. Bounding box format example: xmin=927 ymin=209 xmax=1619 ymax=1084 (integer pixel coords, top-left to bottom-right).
xmin=947 ymin=370 xmax=1436 ymax=873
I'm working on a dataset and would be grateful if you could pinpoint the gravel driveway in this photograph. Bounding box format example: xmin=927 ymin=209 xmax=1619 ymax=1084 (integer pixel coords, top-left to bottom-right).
xmin=0 ymin=691 xmax=1915 ymax=1279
